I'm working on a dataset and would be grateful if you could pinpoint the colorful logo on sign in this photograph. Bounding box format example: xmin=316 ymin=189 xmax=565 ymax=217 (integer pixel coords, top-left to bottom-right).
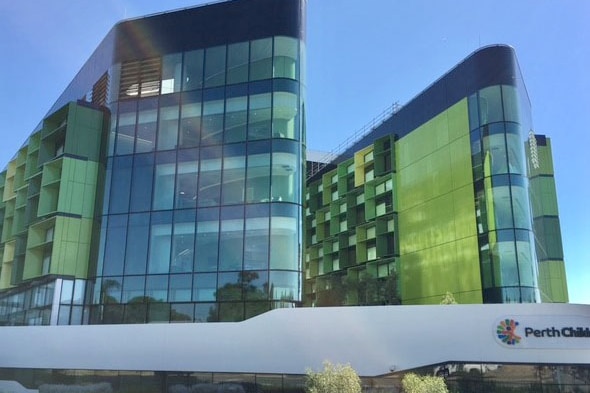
xmin=497 ymin=319 xmax=522 ymax=345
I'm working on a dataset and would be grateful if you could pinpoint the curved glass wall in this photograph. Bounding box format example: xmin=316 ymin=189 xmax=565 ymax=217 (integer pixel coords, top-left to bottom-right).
xmin=469 ymin=84 xmax=539 ymax=303
xmin=90 ymin=36 xmax=304 ymax=323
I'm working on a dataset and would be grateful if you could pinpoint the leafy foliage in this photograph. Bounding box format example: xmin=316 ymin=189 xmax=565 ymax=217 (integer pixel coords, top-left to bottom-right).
xmin=402 ymin=373 xmax=449 ymax=393
xmin=440 ymin=291 xmax=458 ymax=305
xmin=305 ymin=361 xmax=362 ymax=393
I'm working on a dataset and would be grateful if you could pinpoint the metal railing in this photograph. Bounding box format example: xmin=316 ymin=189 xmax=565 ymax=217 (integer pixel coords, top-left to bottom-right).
xmin=307 ymin=101 xmax=402 ymax=179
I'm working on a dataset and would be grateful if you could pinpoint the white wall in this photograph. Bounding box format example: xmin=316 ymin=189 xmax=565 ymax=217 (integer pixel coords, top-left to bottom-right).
xmin=0 ymin=303 xmax=588 ymax=376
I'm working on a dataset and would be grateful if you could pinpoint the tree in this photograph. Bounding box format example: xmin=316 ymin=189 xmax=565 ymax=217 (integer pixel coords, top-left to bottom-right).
xmin=305 ymin=361 xmax=362 ymax=393
xmin=402 ymin=373 xmax=448 ymax=393
xmin=440 ymin=291 xmax=458 ymax=305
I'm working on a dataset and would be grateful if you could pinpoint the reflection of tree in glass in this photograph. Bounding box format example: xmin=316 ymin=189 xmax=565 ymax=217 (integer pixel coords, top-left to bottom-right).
xmin=315 ymin=272 xmax=400 ymax=307
xmin=208 ymin=271 xmax=270 ymax=322
xmin=101 ymin=279 xmax=121 ymax=304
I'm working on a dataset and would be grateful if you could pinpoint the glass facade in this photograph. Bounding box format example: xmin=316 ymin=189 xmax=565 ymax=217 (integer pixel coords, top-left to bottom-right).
xmin=91 ymin=35 xmax=305 ymax=323
xmin=468 ymin=84 xmax=540 ymax=303
xmin=1 ymin=363 xmax=589 ymax=393
xmin=305 ymin=49 xmax=547 ymax=305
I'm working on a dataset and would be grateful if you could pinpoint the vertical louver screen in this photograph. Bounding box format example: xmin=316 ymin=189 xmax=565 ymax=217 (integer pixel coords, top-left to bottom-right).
xmin=92 ymin=72 xmax=109 ymax=107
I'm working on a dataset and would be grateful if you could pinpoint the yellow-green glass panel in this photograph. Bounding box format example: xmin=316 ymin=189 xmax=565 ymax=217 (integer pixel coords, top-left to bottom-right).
xmin=396 ymin=99 xmax=480 ymax=304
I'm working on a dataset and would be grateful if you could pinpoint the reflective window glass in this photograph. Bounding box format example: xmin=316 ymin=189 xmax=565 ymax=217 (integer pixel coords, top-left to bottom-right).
xmin=219 ymin=217 xmax=244 ymax=271
xmin=218 ymin=302 xmax=244 ymax=322
xmin=136 ymin=98 xmax=158 ymax=153
xmin=502 ymin=85 xmax=520 ymax=123
xmin=161 ymin=53 xmax=182 ymax=94
xmin=505 ymin=125 xmax=525 ymax=175
xmin=103 ymin=215 xmax=127 ymax=276
xmin=198 ymin=147 xmax=222 ymax=207
xmin=108 ymin=104 xmax=118 ymax=156
xmin=153 ymin=151 xmax=176 ymax=210
xmin=270 ymin=215 xmax=298 ymax=271
xmin=248 ymin=93 xmax=271 ymax=140
xmin=201 ymin=99 xmax=225 ymax=145
xmin=124 ymin=213 xmax=150 ymax=275
xmin=269 ymin=271 xmax=299 ymax=301
xmin=101 ymin=276 xmax=123 ymax=304
xmin=225 ymin=96 xmax=248 ymax=143
xmin=125 ymin=303 xmax=147 ymax=323
xmin=169 ymin=274 xmax=192 ymax=302
xmin=193 ymin=273 xmax=217 ymax=301
xmin=109 ymin=156 xmax=133 ymax=214
xmin=175 ymin=149 xmax=199 ymax=209
xmin=148 ymin=211 xmax=172 ymax=274
xmin=222 ymin=144 xmax=246 ymax=205
xmin=171 ymin=220 xmax=195 ymax=273
xmin=244 ymin=216 xmax=269 ymax=270
xmin=103 ymin=304 xmax=124 ymax=323
xmin=183 ymin=49 xmax=204 ymax=91
xmin=179 ymin=93 xmax=201 ymax=148
xmin=227 ymin=42 xmax=249 ymax=84
xmin=122 ymin=276 xmax=145 ymax=303
xmin=57 ymin=305 xmax=70 ymax=324
xmin=158 ymin=95 xmax=180 ymax=150
xmin=60 ymin=280 xmax=74 ymax=304
xmin=250 ymin=38 xmax=272 ymax=81
xmin=516 ymin=231 xmax=536 ymax=287
xmin=243 ymin=270 xmax=269 ymax=300
xmin=491 ymin=184 xmax=514 ymax=229
xmin=217 ymin=272 xmax=243 ymax=301
xmin=195 ymin=208 xmax=220 ymax=272
xmin=483 ymin=129 xmax=508 ymax=175
xmin=271 ymin=142 xmax=299 ymax=203
xmin=204 ymin=46 xmax=226 ymax=88
xmin=246 ymin=147 xmax=270 ymax=203
xmin=479 ymin=85 xmax=503 ymax=125
xmin=468 ymin=93 xmax=480 ymax=131
xmin=116 ymin=101 xmax=136 ymax=155
xmin=146 ymin=275 xmax=168 ymax=302
xmin=195 ymin=302 xmax=216 ymax=322
xmin=148 ymin=302 xmax=170 ymax=322
xmin=511 ymin=184 xmax=532 ymax=230
xmin=129 ymin=153 xmax=154 ymax=213
xmin=272 ymin=92 xmax=298 ymax=139
xmin=273 ymin=36 xmax=298 ymax=79
xmin=171 ymin=303 xmax=194 ymax=322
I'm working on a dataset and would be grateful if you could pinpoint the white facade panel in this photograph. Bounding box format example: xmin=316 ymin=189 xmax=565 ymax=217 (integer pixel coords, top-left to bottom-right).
xmin=0 ymin=304 xmax=588 ymax=376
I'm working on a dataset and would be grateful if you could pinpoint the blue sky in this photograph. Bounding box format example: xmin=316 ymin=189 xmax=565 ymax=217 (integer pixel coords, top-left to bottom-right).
xmin=0 ymin=1 xmax=588 ymax=304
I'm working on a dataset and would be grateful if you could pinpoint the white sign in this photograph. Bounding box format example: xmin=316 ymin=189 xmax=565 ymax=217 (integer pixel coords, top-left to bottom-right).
xmin=495 ymin=315 xmax=590 ymax=349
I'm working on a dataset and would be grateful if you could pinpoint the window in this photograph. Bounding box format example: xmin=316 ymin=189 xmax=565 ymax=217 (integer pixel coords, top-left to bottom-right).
xmin=272 ymin=92 xmax=298 ymax=139
xmin=201 ymin=99 xmax=224 ymax=145
xmin=183 ymin=49 xmax=204 ymax=91
xmin=225 ymin=96 xmax=247 ymax=143
xmin=227 ymin=42 xmax=249 ymax=84
xmin=161 ymin=53 xmax=182 ymax=94
xmin=153 ymin=152 xmax=176 ymax=210
xmin=222 ymin=144 xmax=246 ymax=205
xmin=124 ymin=214 xmax=150 ymax=275
xmin=273 ymin=36 xmax=298 ymax=79
xmin=248 ymin=93 xmax=271 ymax=140
xmin=179 ymin=93 xmax=201 ymax=148
xmin=175 ymin=149 xmax=199 ymax=209
xmin=136 ymin=98 xmax=158 ymax=152
xmin=204 ymin=46 xmax=226 ymax=88
xmin=250 ymin=38 xmax=272 ymax=81
xmin=171 ymin=221 xmax=195 ymax=273
xmin=158 ymin=95 xmax=180 ymax=150
xmin=147 ymin=212 xmax=173 ymax=274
